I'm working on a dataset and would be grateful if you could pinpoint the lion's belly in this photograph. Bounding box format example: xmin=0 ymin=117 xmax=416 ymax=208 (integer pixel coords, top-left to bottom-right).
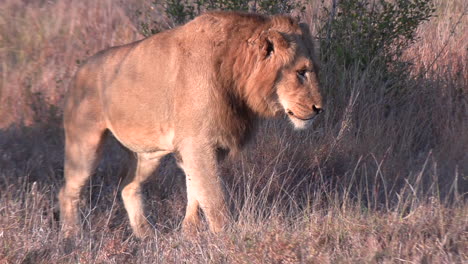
xmin=107 ymin=120 xmax=175 ymax=153
xmin=101 ymin=75 xmax=176 ymax=153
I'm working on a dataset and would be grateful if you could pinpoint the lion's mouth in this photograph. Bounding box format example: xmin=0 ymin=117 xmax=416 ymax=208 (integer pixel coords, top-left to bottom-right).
xmin=286 ymin=110 xmax=315 ymax=121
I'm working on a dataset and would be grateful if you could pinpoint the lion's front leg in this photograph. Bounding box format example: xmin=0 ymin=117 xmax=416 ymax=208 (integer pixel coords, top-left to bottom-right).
xmin=178 ymin=139 xmax=229 ymax=234
xmin=121 ymin=151 xmax=167 ymax=238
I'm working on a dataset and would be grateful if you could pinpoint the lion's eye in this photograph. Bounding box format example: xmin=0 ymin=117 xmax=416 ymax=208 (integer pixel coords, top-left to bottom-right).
xmin=297 ymin=69 xmax=307 ymax=80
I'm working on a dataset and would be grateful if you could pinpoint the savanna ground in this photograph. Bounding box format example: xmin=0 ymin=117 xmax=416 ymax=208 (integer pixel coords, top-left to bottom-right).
xmin=0 ymin=0 xmax=467 ymax=263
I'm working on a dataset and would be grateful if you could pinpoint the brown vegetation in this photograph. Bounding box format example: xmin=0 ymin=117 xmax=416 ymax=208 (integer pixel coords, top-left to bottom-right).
xmin=0 ymin=0 xmax=466 ymax=263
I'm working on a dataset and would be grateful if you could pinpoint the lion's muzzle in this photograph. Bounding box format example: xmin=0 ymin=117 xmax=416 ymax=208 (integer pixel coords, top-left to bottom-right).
xmin=286 ymin=104 xmax=323 ymax=120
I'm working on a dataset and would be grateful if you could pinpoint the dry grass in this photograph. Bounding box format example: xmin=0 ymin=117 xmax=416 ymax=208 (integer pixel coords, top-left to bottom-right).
xmin=0 ymin=0 xmax=467 ymax=263
xmin=0 ymin=0 xmax=142 ymax=126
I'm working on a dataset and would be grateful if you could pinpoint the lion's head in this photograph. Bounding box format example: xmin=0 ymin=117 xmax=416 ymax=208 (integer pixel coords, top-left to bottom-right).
xmin=274 ymin=27 xmax=323 ymax=130
xmin=229 ymin=15 xmax=323 ymax=130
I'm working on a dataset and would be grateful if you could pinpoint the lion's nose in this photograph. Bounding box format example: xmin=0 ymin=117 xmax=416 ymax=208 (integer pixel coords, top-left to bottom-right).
xmin=312 ymin=105 xmax=323 ymax=114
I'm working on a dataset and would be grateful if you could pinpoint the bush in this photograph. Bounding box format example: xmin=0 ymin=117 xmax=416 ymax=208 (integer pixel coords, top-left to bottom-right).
xmin=138 ymin=0 xmax=305 ymax=36
xmin=319 ymin=0 xmax=435 ymax=79
xmin=164 ymin=0 xmax=304 ymax=25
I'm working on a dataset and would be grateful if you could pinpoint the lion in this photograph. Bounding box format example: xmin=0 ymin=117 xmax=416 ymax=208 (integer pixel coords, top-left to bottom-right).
xmin=59 ymin=11 xmax=323 ymax=238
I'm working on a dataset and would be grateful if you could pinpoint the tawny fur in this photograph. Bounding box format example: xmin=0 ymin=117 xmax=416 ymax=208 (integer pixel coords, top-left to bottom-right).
xmin=59 ymin=11 xmax=323 ymax=238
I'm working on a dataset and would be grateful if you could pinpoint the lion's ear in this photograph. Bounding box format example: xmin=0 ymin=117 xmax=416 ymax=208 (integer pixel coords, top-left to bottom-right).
xmin=259 ymin=30 xmax=289 ymax=59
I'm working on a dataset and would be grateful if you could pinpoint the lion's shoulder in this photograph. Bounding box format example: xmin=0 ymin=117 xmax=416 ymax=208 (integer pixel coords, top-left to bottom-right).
xmin=182 ymin=11 xmax=268 ymax=34
xmin=196 ymin=11 xmax=267 ymax=24
xmin=191 ymin=11 xmax=301 ymax=37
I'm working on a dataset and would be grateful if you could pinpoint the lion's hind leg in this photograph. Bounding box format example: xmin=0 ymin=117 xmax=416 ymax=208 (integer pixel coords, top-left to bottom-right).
xmin=121 ymin=151 xmax=167 ymax=238
xmin=59 ymin=122 xmax=106 ymax=237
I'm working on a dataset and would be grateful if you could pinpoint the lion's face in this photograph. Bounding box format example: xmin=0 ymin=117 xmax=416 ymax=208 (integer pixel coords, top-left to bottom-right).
xmin=275 ymin=50 xmax=323 ymax=130
xmin=257 ymin=28 xmax=323 ymax=130
xmin=236 ymin=19 xmax=324 ymax=130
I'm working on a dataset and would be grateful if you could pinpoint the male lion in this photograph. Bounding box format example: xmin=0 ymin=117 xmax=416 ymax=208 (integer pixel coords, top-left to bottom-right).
xmin=59 ymin=11 xmax=323 ymax=238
